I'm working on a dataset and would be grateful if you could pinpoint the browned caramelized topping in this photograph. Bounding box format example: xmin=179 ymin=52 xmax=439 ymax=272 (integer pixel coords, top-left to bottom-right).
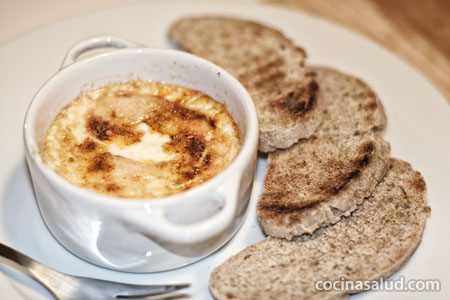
xmin=43 ymin=80 xmax=241 ymax=198
xmin=173 ymin=102 xmax=208 ymax=121
xmin=87 ymin=116 xmax=142 ymax=145
xmin=143 ymin=96 xmax=215 ymax=133
xmin=188 ymin=135 xmax=205 ymax=160
xmin=88 ymin=152 xmax=114 ymax=172
xmin=163 ymin=130 xmax=212 ymax=185
xmin=88 ymin=116 xmax=111 ymax=141
xmin=106 ymin=183 xmax=121 ymax=192
xmin=78 ymin=138 xmax=97 ymax=152
xmin=167 ymin=131 xmax=205 ymax=160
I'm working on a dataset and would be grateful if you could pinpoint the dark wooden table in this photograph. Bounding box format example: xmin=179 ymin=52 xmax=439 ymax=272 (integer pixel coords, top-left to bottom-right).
xmin=2 ymin=0 xmax=449 ymax=102
xmin=269 ymin=0 xmax=450 ymax=103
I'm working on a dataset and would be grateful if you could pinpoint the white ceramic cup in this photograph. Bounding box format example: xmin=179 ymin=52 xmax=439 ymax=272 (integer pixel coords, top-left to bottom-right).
xmin=23 ymin=36 xmax=258 ymax=272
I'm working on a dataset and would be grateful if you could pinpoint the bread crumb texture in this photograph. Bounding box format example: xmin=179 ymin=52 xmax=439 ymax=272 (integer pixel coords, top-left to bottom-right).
xmin=210 ymin=159 xmax=430 ymax=300
xmin=257 ymin=67 xmax=390 ymax=238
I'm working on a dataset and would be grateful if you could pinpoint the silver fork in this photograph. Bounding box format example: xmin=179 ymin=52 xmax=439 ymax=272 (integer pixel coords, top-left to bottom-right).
xmin=0 ymin=243 xmax=190 ymax=300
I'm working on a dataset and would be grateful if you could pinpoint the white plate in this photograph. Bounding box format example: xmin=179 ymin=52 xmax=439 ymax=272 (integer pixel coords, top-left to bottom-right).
xmin=1 ymin=1 xmax=449 ymax=299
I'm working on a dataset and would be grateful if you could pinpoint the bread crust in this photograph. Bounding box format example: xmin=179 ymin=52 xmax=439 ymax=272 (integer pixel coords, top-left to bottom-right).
xmin=258 ymin=133 xmax=390 ymax=239
xmin=257 ymin=67 xmax=390 ymax=238
xmin=169 ymin=16 xmax=323 ymax=152
xmin=210 ymin=159 xmax=430 ymax=300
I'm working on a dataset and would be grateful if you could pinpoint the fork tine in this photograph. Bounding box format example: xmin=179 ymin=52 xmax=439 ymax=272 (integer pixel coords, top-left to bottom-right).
xmin=151 ymin=293 xmax=191 ymax=300
xmin=114 ymin=283 xmax=190 ymax=298
xmin=118 ymin=292 xmax=190 ymax=299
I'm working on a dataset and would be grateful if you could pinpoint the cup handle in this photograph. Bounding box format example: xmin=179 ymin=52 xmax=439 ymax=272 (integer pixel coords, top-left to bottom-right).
xmin=125 ymin=176 xmax=241 ymax=244
xmin=60 ymin=36 xmax=142 ymax=69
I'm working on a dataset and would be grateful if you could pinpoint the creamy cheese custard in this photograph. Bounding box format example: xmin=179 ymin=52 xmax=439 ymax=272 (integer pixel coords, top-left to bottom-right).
xmin=43 ymin=80 xmax=241 ymax=198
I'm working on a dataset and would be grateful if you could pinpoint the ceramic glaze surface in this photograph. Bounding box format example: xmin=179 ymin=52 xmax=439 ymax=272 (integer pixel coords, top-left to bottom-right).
xmin=23 ymin=38 xmax=258 ymax=272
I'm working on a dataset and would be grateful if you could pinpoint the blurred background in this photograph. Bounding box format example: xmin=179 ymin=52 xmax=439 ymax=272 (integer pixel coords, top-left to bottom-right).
xmin=1 ymin=0 xmax=449 ymax=101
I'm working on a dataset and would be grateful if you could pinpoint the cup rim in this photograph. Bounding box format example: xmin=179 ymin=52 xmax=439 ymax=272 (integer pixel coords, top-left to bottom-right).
xmin=23 ymin=47 xmax=259 ymax=208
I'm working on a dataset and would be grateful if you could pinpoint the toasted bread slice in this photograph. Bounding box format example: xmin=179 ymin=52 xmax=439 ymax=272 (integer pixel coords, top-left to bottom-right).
xmin=168 ymin=16 xmax=322 ymax=152
xmin=257 ymin=67 xmax=390 ymax=239
xmin=258 ymin=132 xmax=390 ymax=239
xmin=310 ymin=67 xmax=386 ymax=137
xmin=210 ymin=159 xmax=430 ymax=300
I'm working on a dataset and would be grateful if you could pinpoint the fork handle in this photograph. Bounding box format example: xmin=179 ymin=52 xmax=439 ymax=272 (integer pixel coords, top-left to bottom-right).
xmin=0 ymin=242 xmax=61 ymax=294
xmin=0 ymin=242 xmax=36 ymax=269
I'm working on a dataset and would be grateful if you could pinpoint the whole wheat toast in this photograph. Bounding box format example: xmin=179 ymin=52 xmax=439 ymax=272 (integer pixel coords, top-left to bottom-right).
xmin=210 ymin=159 xmax=430 ymax=300
xmin=257 ymin=67 xmax=390 ymax=239
xmin=168 ymin=16 xmax=322 ymax=152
